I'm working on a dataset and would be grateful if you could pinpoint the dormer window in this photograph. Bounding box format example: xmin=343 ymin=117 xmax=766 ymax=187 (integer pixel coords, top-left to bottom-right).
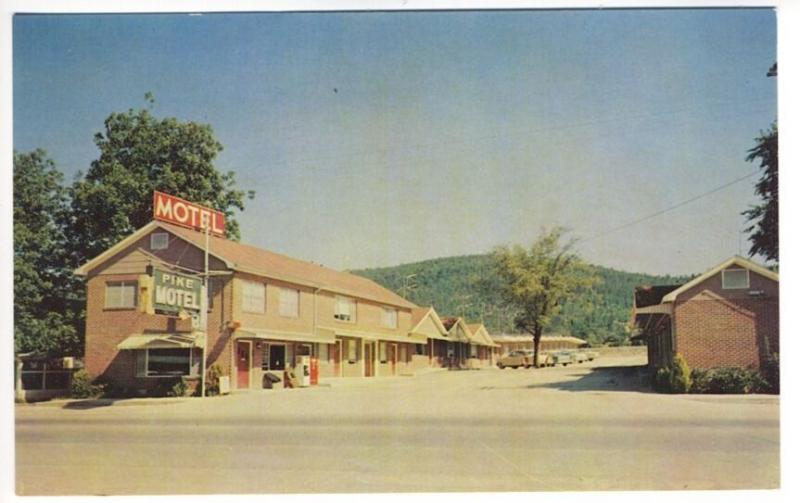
xmin=722 ymin=268 xmax=749 ymax=289
xmin=150 ymin=232 xmax=169 ymax=250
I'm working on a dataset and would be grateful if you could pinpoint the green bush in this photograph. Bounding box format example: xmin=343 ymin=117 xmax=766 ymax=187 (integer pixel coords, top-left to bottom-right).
xmin=202 ymin=363 xmax=223 ymax=397
xmin=761 ymin=353 xmax=779 ymax=394
xmin=689 ymin=368 xmax=711 ymax=394
xmin=167 ymin=377 xmax=188 ymax=397
xmin=70 ymin=369 xmax=104 ymax=398
xmin=669 ymin=354 xmax=692 ymax=393
xmin=652 ymin=354 xmax=692 ymax=393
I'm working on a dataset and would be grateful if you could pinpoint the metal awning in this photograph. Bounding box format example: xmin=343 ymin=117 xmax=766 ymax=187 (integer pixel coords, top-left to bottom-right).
xmin=234 ymin=327 xmax=336 ymax=344
xmin=117 ymin=332 xmax=206 ymax=350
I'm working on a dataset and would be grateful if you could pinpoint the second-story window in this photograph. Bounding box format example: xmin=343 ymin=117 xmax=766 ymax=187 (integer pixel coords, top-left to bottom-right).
xmin=279 ymin=288 xmax=300 ymax=318
xmin=334 ymin=296 xmax=355 ymax=322
xmin=150 ymin=232 xmax=169 ymax=251
xmin=105 ymin=281 xmax=137 ymax=309
xmin=242 ymin=280 xmax=266 ymax=314
xmin=722 ymin=268 xmax=749 ymax=289
xmin=381 ymin=307 xmax=398 ymax=328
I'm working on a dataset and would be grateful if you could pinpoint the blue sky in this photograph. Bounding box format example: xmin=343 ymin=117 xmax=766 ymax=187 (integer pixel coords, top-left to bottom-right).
xmin=13 ymin=9 xmax=777 ymax=275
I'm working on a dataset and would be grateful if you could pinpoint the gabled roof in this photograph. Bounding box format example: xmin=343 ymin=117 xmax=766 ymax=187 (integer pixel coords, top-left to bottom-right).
xmin=660 ymin=255 xmax=778 ymax=303
xmin=410 ymin=307 xmax=449 ymax=337
xmin=467 ymin=323 xmax=500 ymax=347
xmin=75 ymin=221 xmax=417 ymax=309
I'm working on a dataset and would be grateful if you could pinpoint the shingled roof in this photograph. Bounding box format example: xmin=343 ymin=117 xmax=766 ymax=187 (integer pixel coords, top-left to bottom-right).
xmin=76 ymin=221 xmax=417 ymax=310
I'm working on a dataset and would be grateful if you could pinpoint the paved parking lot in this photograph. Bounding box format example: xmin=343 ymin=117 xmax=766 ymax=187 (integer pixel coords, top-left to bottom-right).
xmin=15 ymin=353 xmax=780 ymax=495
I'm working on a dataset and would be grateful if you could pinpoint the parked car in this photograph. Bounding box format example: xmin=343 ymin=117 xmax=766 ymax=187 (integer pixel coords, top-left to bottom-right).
xmin=584 ymin=350 xmax=599 ymax=362
xmin=550 ymin=351 xmax=574 ymax=366
xmin=497 ymin=349 xmax=552 ymax=369
xmin=571 ymin=350 xmax=589 ymax=364
xmin=497 ymin=350 xmax=527 ymax=369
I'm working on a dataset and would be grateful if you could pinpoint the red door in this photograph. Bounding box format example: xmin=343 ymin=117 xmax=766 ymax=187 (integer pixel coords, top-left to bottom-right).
xmin=237 ymin=341 xmax=250 ymax=389
xmin=333 ymin=342 xmax=341 ymax=377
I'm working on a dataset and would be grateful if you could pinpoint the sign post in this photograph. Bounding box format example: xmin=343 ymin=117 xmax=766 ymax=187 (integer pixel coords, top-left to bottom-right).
xmin=152 ymin=191 xmax=225 ymax=398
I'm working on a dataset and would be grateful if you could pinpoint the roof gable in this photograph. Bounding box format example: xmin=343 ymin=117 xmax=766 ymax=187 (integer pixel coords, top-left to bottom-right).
xmin=661 ymin=256 xmax=778 ymax=303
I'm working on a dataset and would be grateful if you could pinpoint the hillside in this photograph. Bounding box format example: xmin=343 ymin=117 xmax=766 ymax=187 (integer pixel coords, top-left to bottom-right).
xmin=352 ymin=254 xmax=687 ymax=346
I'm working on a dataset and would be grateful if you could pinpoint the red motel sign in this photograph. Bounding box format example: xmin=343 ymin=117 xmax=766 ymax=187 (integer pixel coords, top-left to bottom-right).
xmin=153 ymin=191 xmax=226 ymax=236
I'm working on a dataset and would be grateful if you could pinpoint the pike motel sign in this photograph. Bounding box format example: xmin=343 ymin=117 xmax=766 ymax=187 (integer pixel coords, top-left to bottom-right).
xmin=152 ymin=268 xmax=202 ymax=314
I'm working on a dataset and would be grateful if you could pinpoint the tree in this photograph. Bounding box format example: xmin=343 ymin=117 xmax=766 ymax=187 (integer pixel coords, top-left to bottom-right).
xmin=742 ymin=123 xmax=778 ymax=262
xmin=491 ymin=228 xmax=599 ymax=367
xmin=14 ymin=150 xmax=82 ymax=355
xmin=67 ymin=94 xmax=254 ymax=266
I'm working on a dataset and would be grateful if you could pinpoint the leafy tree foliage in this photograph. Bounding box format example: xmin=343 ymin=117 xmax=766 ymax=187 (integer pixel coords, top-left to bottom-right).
xmin=68 ymin=95 xmax=253 ymax=266
xmin=490 ymin=228 xmax=599 ymax=366
xmin=742 ymin=123 xmax=778 ymax=262
xmin=14 ymin=150 xmax=82 ymax=355
xmin=354 ymin=253 xmax=686 ymax=347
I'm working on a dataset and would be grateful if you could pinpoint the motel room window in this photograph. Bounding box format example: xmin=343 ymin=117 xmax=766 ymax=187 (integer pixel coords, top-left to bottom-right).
xmin=105 ymin=281 xmax=137 ymax=309
xmin=262 ymin=344 xmax=286 ymax=371
xmin=135 ymin=348 xmax=198 ymax=377
xmin=470 ymin=345 xmax=478 ymax=358
xmin=381 ymin=307 xmax=398 ymax=328
xmin=346 ymin=339 xmax=358 ymax=363
xmin=379 ymin=342 xmax=388 ymax=363
xmin=279 ymin=288 xmax=300 ymax=318
xmin=334 ymin=296 xmax=356 ymax=322
xmin=150 ymin=232 xmax=169 ymax=251
xmin=722 ymin=268 xmax=749 ymax=289
xmin=242 ymin=280 xmax=266 ymax=314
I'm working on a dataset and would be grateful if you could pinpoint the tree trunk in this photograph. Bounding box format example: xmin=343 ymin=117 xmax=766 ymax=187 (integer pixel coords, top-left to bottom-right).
xmin=532 ymin=325 xmax=543 ymax=368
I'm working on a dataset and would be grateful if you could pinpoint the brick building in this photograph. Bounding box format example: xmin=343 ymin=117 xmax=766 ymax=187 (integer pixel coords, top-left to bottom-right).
xmin=632 ymin=256 xmax=779 ymax=372
xmin=74 ymin=221 xmax=497 ymax=393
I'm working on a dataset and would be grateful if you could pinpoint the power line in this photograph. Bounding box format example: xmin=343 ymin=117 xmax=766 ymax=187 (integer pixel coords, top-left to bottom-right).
xmin=578 ymin=170 xmax=760 ymax=244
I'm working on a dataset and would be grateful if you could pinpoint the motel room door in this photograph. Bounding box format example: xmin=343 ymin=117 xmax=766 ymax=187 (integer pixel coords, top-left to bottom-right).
xmin=389 ymin=343 xmax=397 ymax=375
xmin=364 ymin=342 xmax=374 ymax=377
xmin=236 ymin=341 xmax=251 ymax=389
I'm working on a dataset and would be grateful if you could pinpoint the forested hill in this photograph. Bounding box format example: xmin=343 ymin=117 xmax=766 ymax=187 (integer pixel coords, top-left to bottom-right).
xmin=352 ymin=255 xmax=688 ymax=346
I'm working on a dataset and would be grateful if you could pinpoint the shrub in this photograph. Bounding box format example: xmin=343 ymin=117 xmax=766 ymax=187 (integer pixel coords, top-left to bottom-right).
xmin=761 ymin=352 xmax=779 ymax=394
xmin=70 ymin=369 xmax=104 ymax=398
xmin=689 ymin=368 xmax=711 ymax=394
xmin=651 ymin=354 xmax=692 ymax=394
xmin=202 ymin=363 xmax=223 ymax=396
xmin=167 ymin=377 xmax=188 ymax=397
xmin=669 ymin=354 xmax=692 ymax=393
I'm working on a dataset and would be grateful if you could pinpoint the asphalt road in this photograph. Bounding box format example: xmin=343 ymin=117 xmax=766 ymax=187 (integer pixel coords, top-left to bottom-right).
xmin=15 ymin=354 xmax=780 ymax=495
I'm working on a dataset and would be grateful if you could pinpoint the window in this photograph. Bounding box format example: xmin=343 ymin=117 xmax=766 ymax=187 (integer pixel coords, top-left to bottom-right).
xmin=242 ymin=280 xmax=266 ymax=313
xmin=105 ymin=281 xmax=137 ymax=309
xmin=722 ymin=268 xmax=749 ymax=289
xmin=279 ymin=288 xmax=300 ymax=317
xmin=318 ymin=343 xmax=328 ymax=361
xmin=379 ymin=342 xmax=388 ymax=363
xmin=150 ymin=232 xmax=169 ymax=250
xmin=381 ymin=307 xmax=398 ymax=328
xmin=470 ymin=344 xmax=478 ymax=358
xmin=334 ymin=296 xmax=355 ymax=322
xmin=262 ymin=344 xmax=286 ymax=371
xmin=415 ymin=344 xmax=426 ymax=356
xmin=135 ymin=348 xmax=198 ymax=377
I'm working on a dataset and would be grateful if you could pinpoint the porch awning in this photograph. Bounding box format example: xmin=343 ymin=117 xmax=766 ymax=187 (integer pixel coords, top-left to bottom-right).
xmin=234 ymin=327 xmax=336 ymax=344
xmin=117 ymin=332 xmax=206 ymax=350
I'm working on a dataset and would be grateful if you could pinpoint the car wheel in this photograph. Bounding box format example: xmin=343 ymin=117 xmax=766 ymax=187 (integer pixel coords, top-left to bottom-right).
xmin=562 ymin=363 xmax=568 ymax=366
xmin=498 ymin=364 xmax=504 ymax=369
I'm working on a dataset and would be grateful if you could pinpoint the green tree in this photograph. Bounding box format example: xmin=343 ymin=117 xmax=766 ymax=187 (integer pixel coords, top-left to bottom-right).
xmin=67 ymin=94 xmax=254 ymax=266
xmin=742 ymin=122 xmax=778 ymax=262
xmin=14 ymin=150 xmax=82 ymax=355
xmin=490 ymin=228 xmax=599 ymax=367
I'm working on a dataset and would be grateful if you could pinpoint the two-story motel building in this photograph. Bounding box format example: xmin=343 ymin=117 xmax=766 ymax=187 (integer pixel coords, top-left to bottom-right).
xmin=75 ymin=221 xmax=495 ymax=392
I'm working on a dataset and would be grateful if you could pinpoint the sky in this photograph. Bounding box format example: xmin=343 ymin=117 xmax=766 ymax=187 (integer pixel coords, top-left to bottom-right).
xmin=12 ymin=8 xmax=778 ymax=276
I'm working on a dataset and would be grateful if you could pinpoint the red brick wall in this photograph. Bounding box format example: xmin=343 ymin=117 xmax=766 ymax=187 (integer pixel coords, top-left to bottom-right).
xmin=84 ymin=271 xmax=232 ymax=389
xmin=674 ymin=267 xmax=779 ymax=370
